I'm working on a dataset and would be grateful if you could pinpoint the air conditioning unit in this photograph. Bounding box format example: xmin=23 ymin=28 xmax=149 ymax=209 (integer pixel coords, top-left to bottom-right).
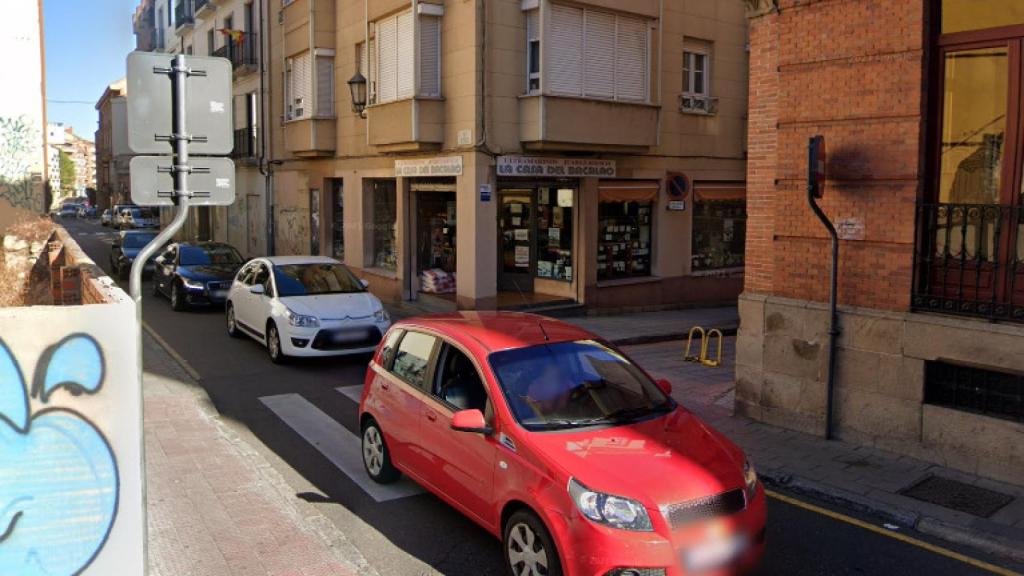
xmin=679 ymin=94 xmax=719 ymax=115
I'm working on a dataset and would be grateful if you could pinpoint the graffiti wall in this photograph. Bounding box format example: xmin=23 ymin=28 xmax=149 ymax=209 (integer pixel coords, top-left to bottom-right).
xmin=0 ymin=291 xmax=144 ymax=575
xmin=0 ymin=0 xmax=48 ymax=229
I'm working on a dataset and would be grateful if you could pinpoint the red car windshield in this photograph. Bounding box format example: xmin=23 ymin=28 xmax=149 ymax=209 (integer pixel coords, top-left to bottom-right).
xmin=489 ymin=340 xmax=673 ymax=431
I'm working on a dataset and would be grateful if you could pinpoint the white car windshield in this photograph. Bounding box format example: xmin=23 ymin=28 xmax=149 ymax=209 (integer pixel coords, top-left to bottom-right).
xmin=273 ymin=263 xmax=366 ymax=297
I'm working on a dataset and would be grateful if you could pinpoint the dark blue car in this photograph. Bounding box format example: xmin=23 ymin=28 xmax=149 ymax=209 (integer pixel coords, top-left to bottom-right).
xmin=110 ymin=230 xmax=161 ymax=280
xmin=152 ymin=242 xmax=244 ymax=311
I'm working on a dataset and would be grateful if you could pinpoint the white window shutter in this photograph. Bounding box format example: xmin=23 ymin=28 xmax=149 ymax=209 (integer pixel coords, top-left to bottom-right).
xmin=291 ymin=52 xmax=312 ymax=119
xmin=368 ymin=37 xmax=377 ymax=103
xmin=583 ymin=10 xmax=615 ymax=99
xmin=614 ymin=15 xmax=648 ymax=102
xmin=316 ymin=56 xmax=334 ymax=117
xmin=418 ymin=15 xmax=441 ymax=97
xmin=359 ymin=41 xmax=367 ymax=76
xmin=526 ymin=9 xmax=539 ymax=42
xmin=377 ymin=17 xmax=398 ymax=103
xmin=547 ymin=4 xmax=583 ymax=97
xmin=396 ymin=11 xmax=415 ymax=99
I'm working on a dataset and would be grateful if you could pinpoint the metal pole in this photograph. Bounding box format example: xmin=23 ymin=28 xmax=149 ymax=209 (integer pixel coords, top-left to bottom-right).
xmin=807 ymin=174 xmax=840 ymax=441
xmin=129 ymin=54 xmax=193 ymax=574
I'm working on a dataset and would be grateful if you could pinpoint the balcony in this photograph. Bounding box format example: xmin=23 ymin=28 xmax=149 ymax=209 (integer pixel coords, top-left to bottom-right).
xmin=174 ymin=0 xmax=195 ymax=31
xmin=231 ymin=127 xmax=257 ymax=161
xmin=194 ymin=0 xmax=214 ymax=18
xmin=283 ymin=118 xmax=335 ymax=158
xmin=367 ymin=98 xmax=444 ymax=153
xmin=912 ymin=201 xmax=1024 ymax=323
xmin=519 ymin=95 xmax=660 ymax=152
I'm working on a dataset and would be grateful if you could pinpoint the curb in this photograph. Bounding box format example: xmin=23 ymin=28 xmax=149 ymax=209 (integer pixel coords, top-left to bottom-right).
xmin=761 ymin=471 xmax=1024 ymax=565
xmin=143 ymin=321 xmax=202 ymax=382
xmin=609 ymin=326 xmax=738 ymax=347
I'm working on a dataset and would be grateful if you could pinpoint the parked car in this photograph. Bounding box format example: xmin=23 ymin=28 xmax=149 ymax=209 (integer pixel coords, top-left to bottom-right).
xmin=152 ymin=242 xmax=243 ymax=311
xmin=101 ymin=209 xmax=113 ymax=227
xmin=226 ymin=256 xmax=391 ymax=363
xmin=359 ymin=313 xmax=766 ymax=576
xmin=110 ymin=230 xmax=160 ymax=280
xmin=58 ymin=204 xmax=80 ymax=218
xmin=118 ymin=207 xmax=159 ymax=229
xmin=77 ymin=205 xmax=97 ymax=218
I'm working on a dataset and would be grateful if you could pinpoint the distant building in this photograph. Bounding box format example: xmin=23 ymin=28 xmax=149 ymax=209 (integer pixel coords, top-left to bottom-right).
xmin=0 ymin=0 xmax=48 ymax=229
xmin=95 ymin=79 xmax=129 ymax=211
xmin=133 ymin=0 xmax=157 ymax=52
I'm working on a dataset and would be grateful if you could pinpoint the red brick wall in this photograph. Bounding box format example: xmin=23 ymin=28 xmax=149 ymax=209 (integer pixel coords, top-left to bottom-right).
xmin=744 ymin=0 xmax=927 ymax=311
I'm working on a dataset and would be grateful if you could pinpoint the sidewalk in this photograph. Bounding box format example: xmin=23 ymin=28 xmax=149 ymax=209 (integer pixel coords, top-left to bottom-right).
xmin=561 ymin=306 xmax=738 ymax=345
xmin=623 ymin=338 xmax=1024 ymax=565
xmin=143 ymin=332 xmax=375 ymax=576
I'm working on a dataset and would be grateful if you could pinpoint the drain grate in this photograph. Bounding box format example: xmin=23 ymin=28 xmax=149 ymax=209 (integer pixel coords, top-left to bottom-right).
xmin=899 ymin=475 xmax=1013 ymax=518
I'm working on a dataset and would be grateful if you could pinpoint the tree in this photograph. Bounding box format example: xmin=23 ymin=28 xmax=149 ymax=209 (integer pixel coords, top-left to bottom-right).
xmin=58 ymin=150 xmax=76 ymax=196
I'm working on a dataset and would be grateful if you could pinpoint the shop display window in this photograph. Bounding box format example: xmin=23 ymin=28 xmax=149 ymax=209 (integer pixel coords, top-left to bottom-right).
xmin=692 ymin=199 xmax=746 ymax=271
xmin=536 ymin=187 xmax=574 ymax=282
xmin=371 ymin=180 xmax=397 ymax=271
xmin=597 ymin=199 xmax=652 ymax=281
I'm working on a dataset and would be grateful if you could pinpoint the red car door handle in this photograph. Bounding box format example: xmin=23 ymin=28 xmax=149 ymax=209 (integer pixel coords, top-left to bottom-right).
xmin=426 ymin=412 xmax=437 ymax=422
xmin=380 ymin=381 xmax=390 ymax=391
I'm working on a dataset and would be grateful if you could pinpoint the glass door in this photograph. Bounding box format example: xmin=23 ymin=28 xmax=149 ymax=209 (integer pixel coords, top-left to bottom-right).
xmin=498 ymin=191 xmax=534 ymax=293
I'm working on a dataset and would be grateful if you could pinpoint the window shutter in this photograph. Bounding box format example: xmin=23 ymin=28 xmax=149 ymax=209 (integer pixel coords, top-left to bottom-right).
xmin=368 ymin=37 xmax=377 ymax=103
xmin=316 ymin=56 xmax=334 ymax=117
xmin=418 ymin=15 xmax=441 ymax=97
xmin=583 ymin=10 xmax=615 ymax=99
xmin=396 ymin=11 xmax=415 ymax=99
xmin=614 ymin=15 xmax=647 ymax=102
xmin=527 ymin=9 xmax=539 ymax=42
xmin=377 ymin=17 xmax=398 ymax=103
xmin=290 ymin=52 xmax=312 ymax=119
xmin=547 ymin=4 xmax=583 ymax=96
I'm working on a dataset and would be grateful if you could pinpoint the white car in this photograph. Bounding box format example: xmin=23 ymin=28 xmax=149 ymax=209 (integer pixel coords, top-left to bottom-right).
xmin=225 ymin=256 xmax=391 ymax=363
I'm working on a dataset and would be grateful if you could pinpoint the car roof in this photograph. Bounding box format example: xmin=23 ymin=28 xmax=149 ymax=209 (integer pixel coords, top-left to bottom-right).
xmin=394 ymin=312 xmax=597 ymax=355
xmin=261 ymin=255 xmax=342 ymax=266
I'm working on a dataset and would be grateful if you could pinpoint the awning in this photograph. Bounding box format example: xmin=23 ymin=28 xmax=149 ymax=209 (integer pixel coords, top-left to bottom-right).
xmin=598 ymin=180 xmax=660 ymax=203
xmin=694 ymin=181 xmax=746 ymax=202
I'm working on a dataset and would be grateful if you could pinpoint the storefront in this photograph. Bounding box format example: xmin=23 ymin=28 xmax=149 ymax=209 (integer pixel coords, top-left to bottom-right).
xmin=596 ymin=181 xmax=659 ymax=281
xmin=691 ymin=181 xmax=746 ymax=273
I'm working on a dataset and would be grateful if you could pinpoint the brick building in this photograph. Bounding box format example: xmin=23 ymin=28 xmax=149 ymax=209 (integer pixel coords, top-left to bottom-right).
xmin=737 ymin=0 xmax=1024 ymax=484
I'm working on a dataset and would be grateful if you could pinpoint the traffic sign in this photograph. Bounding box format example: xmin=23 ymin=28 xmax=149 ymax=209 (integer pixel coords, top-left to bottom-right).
xmin=129 ymin=156 xmax=236 ymax=206
xmin=126 ymin=52 xmax=233 ymax=155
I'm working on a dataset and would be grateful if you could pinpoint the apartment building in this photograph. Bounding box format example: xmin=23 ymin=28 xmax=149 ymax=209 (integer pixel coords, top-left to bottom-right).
xmin=140 ymin=0 xmax=270 ymax=256
xmin=95 ymin=79 xmax=129 ymax=211
xmin=267 ymin=0 xmax=750 ymax=310
xmin=737 ymin=0 xmax=1024 ymax=484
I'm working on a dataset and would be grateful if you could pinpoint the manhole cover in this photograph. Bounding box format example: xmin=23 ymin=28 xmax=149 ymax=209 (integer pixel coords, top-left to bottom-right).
xmin=899 ymin=475 xmax=1013 ymax=518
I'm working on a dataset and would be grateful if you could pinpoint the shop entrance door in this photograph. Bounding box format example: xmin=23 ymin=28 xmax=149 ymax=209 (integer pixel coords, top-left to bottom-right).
xmin=498 ymin=191 xmax=534 ymax=293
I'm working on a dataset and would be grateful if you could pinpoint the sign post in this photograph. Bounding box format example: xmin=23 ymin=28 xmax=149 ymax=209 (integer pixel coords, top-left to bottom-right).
xmin=125 ymin=52 xmax=233 ymax=572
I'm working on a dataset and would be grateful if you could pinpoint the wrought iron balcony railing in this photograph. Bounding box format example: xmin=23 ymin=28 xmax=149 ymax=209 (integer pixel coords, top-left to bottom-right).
xmin=912 ymin=201 xmax=1024 ymax=323
xmin=212 ymin=34 xmax=258 ymax=71
xmin=232 ymin=126 xmax=257 ymax=160
xmin=174 ymin=0 xmax=195 ymax=29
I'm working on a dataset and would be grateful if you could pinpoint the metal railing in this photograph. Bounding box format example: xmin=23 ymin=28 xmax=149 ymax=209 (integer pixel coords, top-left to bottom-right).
xmin=174 ymin=0 xmax=195 ymax=28
xmin=193 ymin=0 xmax=209 ymax=13
xmin=231 ymin=127 xmax=256 ymax=159
xmin=211 ymin=34 xmax=258 ymax=71
xmin=912 ymin=201 xmax=1024 ymax=323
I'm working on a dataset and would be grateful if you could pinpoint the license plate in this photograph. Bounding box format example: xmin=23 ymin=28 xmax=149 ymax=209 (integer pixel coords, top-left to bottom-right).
xmin=684 ymin=534 xmax=748 ymax=573
xmin=331 ymin=329 xmax=369 ymax=344
xmin=210 ymin=290 xmax=228 ymax=300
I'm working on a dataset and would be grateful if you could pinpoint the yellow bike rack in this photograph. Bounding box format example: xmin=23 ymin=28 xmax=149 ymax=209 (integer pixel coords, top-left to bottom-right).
xmin=684 ymin=326 xmax=707 ymax=363
xmin=701 ymin=329 xmax=724 ymax=368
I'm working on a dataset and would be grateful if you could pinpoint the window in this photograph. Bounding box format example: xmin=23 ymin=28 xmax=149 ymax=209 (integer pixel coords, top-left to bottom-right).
xmin=236 ymin=262 xmax=257 ymax=285
xmin=692 ymin=185 xmax=746 ymax=271
xmin=207 ymin=29 xmax=215 ymax=56
xmin=681 ymin=41 xmax=716 ymax=114
xmin=379 ymin=329 xmax=404 ymax=370
xmin=392 ymin=331 xmax=437 ymax=389
xmin=597 ymin=183 xmax=656 ymax=280
xmin=536 ymin=187 xmax=574 ymax=282
xmin=253 ymin=264 xmax=274 ymax=297
xmin=272 ymin=263 xmax=366 ymax=296
xmin=315 ymin=54 xmax=335 ymax=117
xmin=369 ymin=180 xmax=397 ymax=271
xmin=545 ymin=5 xmax=650 ymax=102
xmin=434 ymin=345 xmax=488 ymax=413
xmin=285 ymin=52 xmax=312 ymax=120
xmin=526 ymin=9 xmax=540 ymax=93
xmin=925 ymin=361 xmax=1023 ymax=424
xmin=370 ymin=9 xmax=441 ymax=104
xmin=683 ymin=50 xmax=708 ymax=96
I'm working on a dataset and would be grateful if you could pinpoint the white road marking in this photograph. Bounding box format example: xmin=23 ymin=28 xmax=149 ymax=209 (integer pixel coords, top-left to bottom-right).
xmin=258 ymin=393 xmax=423 ymax=502
xmin=336 ymin=385 xmax=364 ymax=405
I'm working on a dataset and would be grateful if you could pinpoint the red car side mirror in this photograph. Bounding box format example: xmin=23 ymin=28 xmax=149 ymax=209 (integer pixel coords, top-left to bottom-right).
xmin=450 ymin=409 xmax=493 ymax=435
xmin=656 ymin=379 xmax=673 ymax=396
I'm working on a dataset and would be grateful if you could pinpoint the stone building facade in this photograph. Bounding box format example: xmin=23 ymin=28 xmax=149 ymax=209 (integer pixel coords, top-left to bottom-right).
xmin=737 ymin=0 xmax=1024 ymax=484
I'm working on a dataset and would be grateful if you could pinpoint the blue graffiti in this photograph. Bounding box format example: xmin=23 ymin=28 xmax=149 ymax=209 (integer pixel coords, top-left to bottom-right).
xmin=0 ymin=335 xmax=118 ymax=576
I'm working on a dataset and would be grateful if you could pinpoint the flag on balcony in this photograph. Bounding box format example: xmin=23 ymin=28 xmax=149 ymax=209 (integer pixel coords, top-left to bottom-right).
xmin=218 ymin=28 xmax=245 ymax=44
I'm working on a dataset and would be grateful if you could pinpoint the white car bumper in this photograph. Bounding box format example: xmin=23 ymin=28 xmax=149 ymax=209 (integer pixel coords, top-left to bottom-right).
xmin=279 ymin=319 xmax=390 ymax=357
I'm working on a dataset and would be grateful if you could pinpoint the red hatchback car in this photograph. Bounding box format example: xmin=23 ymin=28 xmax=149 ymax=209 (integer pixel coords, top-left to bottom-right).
xmin=359 ymin=312 xmax=766 ymax=576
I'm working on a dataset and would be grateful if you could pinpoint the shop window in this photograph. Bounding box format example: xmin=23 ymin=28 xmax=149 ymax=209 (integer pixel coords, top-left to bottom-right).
xmin=415 ymin=182 xmax=457 ymax=293
xmin=536 ymin=187 xmax=573 ymax=282
xmin=330 ymin=179 xmax=344 ymax=261
xmin=370 ymin=180 xmax=397 ymax=272
xmin=310 ymin=188 xmax=320 ymax=256
xmin=941 ymin=0 xmax=1024 ymax=34
xmin=692 ymin=199 xmax=746 ymax=272
xmin=597 ymin=183 xmax=656 ymax=281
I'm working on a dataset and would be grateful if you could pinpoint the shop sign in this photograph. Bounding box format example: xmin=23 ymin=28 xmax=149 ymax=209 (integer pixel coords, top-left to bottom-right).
xmin=497 ymin=156 xmax=617 ymax=178
xmin=480 ymin=183 xmax=492 ymax=202
xmin=395 ymin=156 xmax=464 ymax=177
xmin=668 ymin=200 xmax=686 ymax=211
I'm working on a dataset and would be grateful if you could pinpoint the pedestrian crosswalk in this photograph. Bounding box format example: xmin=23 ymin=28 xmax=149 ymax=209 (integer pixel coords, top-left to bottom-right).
xmin=258 ymin=390 xmax=424 ymax=503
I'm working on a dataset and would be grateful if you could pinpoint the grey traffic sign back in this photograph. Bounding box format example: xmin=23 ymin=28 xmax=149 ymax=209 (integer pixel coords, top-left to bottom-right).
xmin=126 ymin=52 xmax=233 ymax=156
xmin=129 ymin=156 xmax=236 ymax=206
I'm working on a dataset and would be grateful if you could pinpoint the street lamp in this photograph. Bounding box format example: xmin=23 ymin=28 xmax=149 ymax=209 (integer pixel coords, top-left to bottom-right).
xmin=348 ymin=72 xmax=368 ymax=118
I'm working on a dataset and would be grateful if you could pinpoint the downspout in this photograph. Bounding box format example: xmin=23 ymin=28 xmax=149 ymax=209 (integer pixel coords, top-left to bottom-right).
xmin=38 ymin=0 xmax=49 ymax=211
xmin=257 ymin=0 xmax=276 ymax=255
xmin=309 ymin=0 xmax=317 ymax=152
xmin=656 ymin=0 xmax=663 ymax=147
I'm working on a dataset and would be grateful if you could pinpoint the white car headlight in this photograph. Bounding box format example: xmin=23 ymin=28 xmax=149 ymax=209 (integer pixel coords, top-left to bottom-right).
xmin=181 ymin=278 xmax=205 ymax=291
xmin=744 ymin=459 xmax=758 ymax=499
xmin=568 ymin=478 xmax=652 ymax=531
xmin=286 ymin=308 xmax=320 ymax=328
xmin=374 ymin=308 xmax=390 ymax=323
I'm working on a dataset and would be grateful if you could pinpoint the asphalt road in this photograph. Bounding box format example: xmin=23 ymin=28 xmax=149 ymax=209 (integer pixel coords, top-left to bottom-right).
xmin=65 ymin=217 xmax=1019 ymax=576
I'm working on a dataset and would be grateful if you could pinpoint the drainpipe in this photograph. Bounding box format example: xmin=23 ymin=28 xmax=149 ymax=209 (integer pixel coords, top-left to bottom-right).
xmin=257 ymin=0 xmax=275 ymax=255
xmin=806 ymin=135 xmax=839 ymax=440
